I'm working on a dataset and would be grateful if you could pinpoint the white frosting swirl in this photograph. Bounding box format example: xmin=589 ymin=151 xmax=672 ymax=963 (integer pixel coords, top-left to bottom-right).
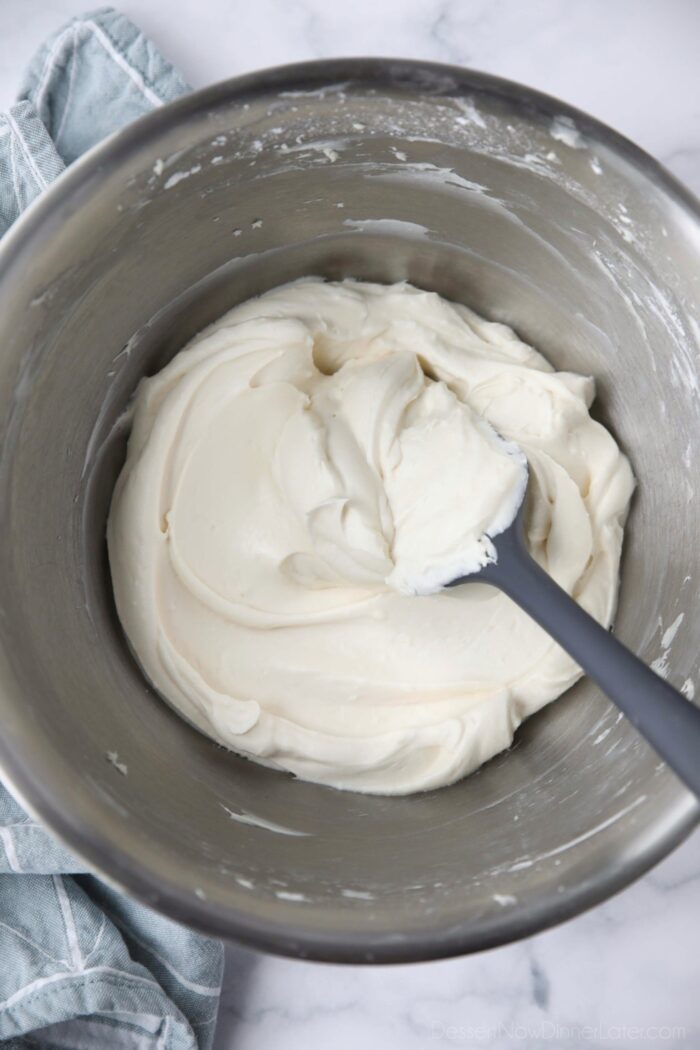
xmin=108 ymin=279 xmax=634 ymax=794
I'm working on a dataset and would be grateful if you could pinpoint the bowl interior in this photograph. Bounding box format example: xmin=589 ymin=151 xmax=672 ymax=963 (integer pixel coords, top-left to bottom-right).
xmin=0 ymin=61 xmax=698 ymax=961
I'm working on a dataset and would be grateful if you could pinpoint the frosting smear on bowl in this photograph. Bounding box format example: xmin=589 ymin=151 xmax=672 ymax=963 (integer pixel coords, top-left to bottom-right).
xmin=108 ymin=279 xmax=634 ymax=794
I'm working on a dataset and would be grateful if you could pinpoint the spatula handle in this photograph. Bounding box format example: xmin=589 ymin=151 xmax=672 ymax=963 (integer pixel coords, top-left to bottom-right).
xmin=481 ymin=533 xmax=700 ymax=800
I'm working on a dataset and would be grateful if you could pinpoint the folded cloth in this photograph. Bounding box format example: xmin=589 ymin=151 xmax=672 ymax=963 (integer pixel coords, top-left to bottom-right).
xmin=0 ymin=9 xmax=225 ymax=1048
xmin=0 ymin=5 xmax=189 ymax=232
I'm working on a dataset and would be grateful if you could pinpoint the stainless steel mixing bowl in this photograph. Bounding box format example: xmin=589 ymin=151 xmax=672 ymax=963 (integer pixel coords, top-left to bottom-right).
xmin=0 ymin=59 xmax=698 ymax=963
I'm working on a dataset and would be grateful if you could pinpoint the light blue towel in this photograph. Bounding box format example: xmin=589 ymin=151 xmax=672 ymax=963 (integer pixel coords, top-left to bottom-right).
xmin=0 ymin=9 xmax=225 ymax=1048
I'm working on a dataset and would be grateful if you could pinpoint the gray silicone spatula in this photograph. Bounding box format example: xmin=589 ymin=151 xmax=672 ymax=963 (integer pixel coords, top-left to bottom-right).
xmin=448 ymin=475 xmax=700 ymax=799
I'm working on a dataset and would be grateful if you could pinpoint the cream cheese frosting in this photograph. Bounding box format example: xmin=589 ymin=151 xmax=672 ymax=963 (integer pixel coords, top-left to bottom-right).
xmin=108 ymin=279 xmax=635 ymax=794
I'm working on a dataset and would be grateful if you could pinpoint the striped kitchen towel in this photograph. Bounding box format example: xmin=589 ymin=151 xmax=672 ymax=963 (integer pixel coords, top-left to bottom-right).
xmin=0 ymin=9 xmax=225 ymax=1049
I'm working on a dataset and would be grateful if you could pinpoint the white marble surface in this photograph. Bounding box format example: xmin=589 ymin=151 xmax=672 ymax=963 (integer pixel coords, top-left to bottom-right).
xmin=2 ymin=1 xmax=699 ymax=1046
xmin=1 ymin=0 xmax=700 ymax=195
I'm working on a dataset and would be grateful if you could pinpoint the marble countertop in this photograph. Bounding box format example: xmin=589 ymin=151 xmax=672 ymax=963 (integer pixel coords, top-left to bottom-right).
xmin=2 ymin=1 xmax=699 ymax=1047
